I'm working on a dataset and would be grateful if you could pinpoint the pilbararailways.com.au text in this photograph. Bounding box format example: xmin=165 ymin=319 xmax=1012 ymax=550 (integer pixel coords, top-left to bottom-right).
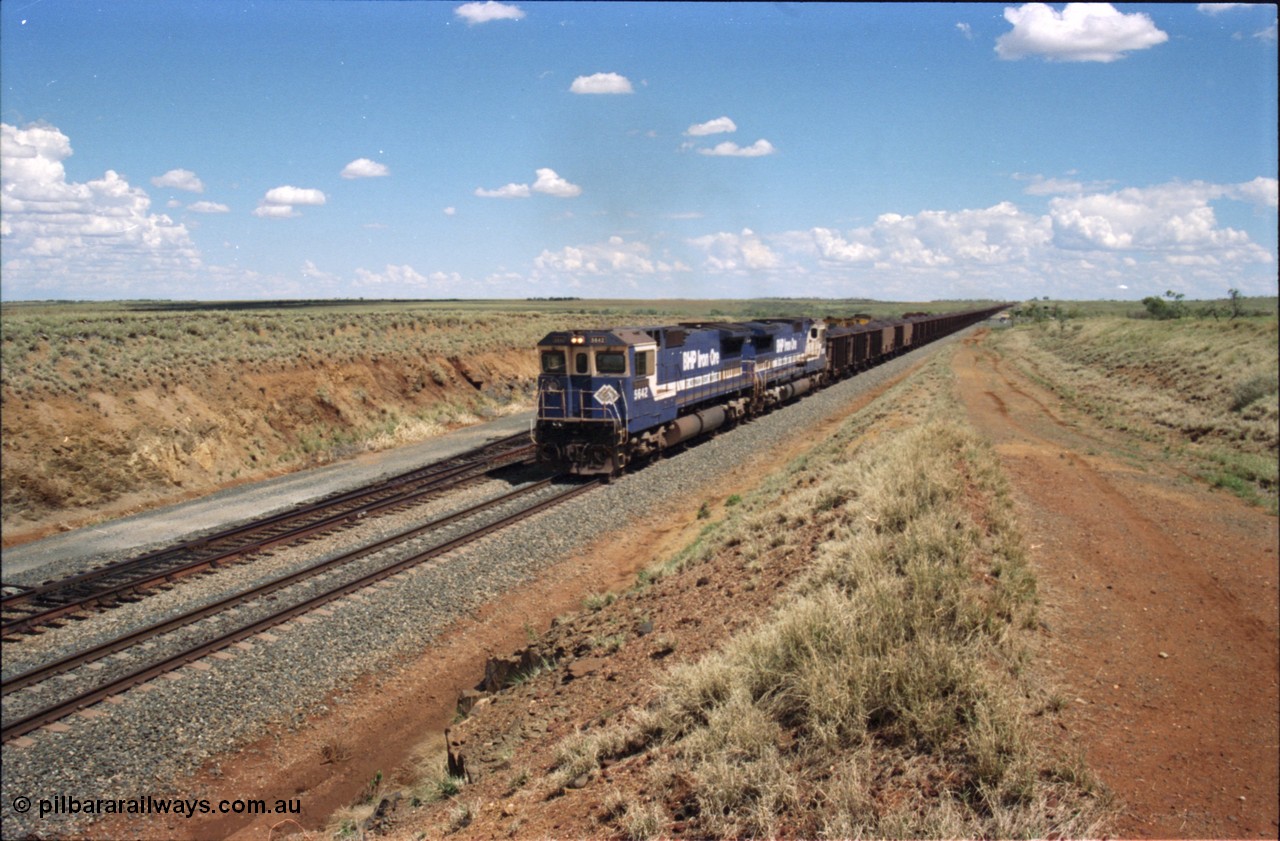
xmin=11 ymin=794 xmax=301 ymax=820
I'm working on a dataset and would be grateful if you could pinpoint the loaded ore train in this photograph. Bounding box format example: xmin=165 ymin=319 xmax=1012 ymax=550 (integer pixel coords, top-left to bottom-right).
xmin=533 ymin=305 xmax=1007 ymax=476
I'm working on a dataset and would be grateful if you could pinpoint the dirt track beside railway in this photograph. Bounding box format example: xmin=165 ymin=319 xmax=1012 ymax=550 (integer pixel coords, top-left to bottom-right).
xmin=953 ymin=332 xmax=1279 ymax=839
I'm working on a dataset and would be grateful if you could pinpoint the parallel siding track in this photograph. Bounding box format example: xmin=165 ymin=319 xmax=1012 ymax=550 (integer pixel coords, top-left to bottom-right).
xmin=1 ymin=476 xmax=599 ymax=743
xmin=1 ymin=433 xmax=534 ymax=637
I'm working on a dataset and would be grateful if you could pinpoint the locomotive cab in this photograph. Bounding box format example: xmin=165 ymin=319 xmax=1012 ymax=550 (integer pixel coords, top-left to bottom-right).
xmin=534 ymin=329 xmax=658 ymax=475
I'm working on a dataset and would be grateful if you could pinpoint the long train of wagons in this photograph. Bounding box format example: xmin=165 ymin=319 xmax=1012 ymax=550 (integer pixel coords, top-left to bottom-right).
xmin=534 ymin=305 xmax=1008 ymax=476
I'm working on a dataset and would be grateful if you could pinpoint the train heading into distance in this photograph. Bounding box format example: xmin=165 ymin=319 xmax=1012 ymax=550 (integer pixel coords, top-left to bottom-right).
xmin=534 ymin=305 xmax=1008 ymax=476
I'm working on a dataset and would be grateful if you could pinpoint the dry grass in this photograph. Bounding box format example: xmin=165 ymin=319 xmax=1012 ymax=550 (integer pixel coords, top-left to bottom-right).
xmin=547 ymin=353 xmax=1112 ymax=839
xmin=996 ymin=315 xmax=1278 ymax=509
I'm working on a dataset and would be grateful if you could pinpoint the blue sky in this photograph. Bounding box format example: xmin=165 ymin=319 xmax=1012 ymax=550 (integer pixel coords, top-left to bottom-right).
xmin=1 ymin=1 xmax=1276 ymax=302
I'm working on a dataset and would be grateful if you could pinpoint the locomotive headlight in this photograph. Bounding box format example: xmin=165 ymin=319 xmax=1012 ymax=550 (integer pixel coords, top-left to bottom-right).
xmin=570 ymin=335 xmax=585 ymax=344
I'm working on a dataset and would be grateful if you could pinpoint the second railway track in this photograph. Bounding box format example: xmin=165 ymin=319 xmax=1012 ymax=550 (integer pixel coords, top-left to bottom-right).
xmin=2 ymin=475 xmax=600 ymax=743
xmin=1 ymin=432 xmax=535 ymax=638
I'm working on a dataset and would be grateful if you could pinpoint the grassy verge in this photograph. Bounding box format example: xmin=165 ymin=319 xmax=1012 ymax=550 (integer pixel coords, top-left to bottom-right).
xmin=0 ymin=297 xmax=1001 ymax=397
xmin=993 ymin=316 xmax=1278 ymax=510
xmin=548 ymin=352 xmax=1111 ymax=839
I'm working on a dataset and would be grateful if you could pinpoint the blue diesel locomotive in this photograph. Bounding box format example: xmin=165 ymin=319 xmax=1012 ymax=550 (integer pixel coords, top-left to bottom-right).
xmin=534 ymin=305 xmax=1007 ymax=476
xmin=534 ymin=319 xmax=826 ymax=475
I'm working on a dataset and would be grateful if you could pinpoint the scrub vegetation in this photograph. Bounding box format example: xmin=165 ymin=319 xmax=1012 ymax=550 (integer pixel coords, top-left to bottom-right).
xmin=993 ymin=312 xmax=1279 ymax=510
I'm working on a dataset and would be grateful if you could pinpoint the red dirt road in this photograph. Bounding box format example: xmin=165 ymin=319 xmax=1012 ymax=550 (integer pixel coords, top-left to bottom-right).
xmin=953 ymin=334 xmax=1279 ymax=839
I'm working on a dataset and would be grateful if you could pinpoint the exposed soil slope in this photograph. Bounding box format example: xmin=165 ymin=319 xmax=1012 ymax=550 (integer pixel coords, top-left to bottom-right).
xmin=952 ymin=332 xmax=1279 ymax=839
xmin=1 ymin=351 xmax=536 ymax=546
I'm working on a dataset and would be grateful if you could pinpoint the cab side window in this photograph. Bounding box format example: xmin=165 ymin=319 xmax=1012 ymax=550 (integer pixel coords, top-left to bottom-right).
xmin=634 ymin=350 xmax=653 ymax=377
xmin=596 ymin=352 xmax=626 ymax=374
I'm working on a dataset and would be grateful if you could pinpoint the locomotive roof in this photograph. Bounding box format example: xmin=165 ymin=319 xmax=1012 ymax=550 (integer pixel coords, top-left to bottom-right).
xmin=536 ymin=327 xmax=659 ymax=347
xmin=537 ymin=318 xmax=811 ymax=348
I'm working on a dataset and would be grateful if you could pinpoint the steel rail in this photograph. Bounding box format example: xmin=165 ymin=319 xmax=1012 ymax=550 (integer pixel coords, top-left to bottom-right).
xmin=1 ymin=438 xmax=534 ymax=636
xmin=1 ymin=478 xmax=556 ymax=696
xmin=3 ymin=434 xmax=529 ymax=609
xmin=1 ymin=479 xmax=599 ymax=743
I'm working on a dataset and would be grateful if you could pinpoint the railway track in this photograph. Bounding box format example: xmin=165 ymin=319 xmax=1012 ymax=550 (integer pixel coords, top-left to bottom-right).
xmin=1 ymin=476 xmax=600 ymax=743
xmin=0 ymin=433 xmax=535 ymax=638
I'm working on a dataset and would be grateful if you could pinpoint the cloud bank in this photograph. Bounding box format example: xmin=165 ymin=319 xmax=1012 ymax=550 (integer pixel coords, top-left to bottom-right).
xmin=1 ymin=122 xmax=200 ymax=296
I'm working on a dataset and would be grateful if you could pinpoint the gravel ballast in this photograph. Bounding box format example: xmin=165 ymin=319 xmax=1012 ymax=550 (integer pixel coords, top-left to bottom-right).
xmin=0 ymin=334 xmax=966 ymax=839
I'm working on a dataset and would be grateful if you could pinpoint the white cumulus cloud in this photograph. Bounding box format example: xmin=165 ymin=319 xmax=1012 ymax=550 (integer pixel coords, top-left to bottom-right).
xmin=454 ymin=1 xmax=524 ymax=24
xmin=1 ymin=121 xmax=201 ymax=297
xmin=698 ymin=139 xmax=776 ymax=158
xmin=188 ymin=201 xmax=230 ymax=214
xmin=341 ymin=158 xmax=390 ymax=179
xmin=254 ymin=185 xmax=326 ymax=218
xmin=1049 ymin=181 xmax=1271 ymax=258
xmin=151 ymin=168 xmax=205 ymax=193
xmin=686 ymin=116 xmax=738 ymax=136
xmin=475 ymin=182 xmax=532 ymax=199
xmin=476 ymin=168 xmax=580 ymax=199
xmin=689 ymin=228 xmax=782 ymax=271
xmin=783 ymin=204 xmax=1052 ymax=270
xmin=532 ymin=168 xmax=582 ymax=198
xmin=1229 ymin=176 xmax=1279 ymax=209
xmin=996 ymin=3 xmax=1168 ymax=62
xmin=252 ymin=204 xmax=298 ymax=219
xmin=570 ymin=72 xmax=634 ymax=94
xmin=263 ymin=185 xmax=326 ymax=206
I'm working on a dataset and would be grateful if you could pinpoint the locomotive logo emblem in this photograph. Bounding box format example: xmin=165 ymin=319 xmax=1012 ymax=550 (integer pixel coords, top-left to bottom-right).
xmin=593 ymin=384 xmax=620 ymax=406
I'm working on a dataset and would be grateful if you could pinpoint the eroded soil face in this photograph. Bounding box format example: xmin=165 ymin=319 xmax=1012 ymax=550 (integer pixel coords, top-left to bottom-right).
xmin=1 ymin=351 xmax=537 ymax=546
xmin=953 ymin=333 xmax=1279 ymax=839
